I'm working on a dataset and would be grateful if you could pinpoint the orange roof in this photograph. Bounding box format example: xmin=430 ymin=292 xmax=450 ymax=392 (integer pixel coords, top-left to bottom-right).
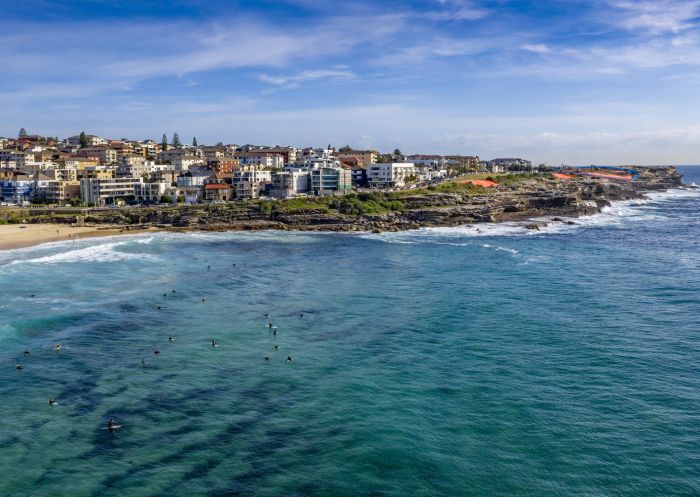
xmin=463 ymin=179 xmax=498 ymax=188
xmin=204 ymin=184 xmax=229 ymax=190
xmin=553 ymin=173 xmax=575 ymax=179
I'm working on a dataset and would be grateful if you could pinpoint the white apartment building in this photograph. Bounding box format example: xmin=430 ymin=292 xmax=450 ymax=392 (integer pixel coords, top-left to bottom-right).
xmin=171 ymin=156 xmax=205 ymax=172
xmin=367 ymin=163 xmax=417 ymax=189
xmin=134 ymin=182 xmax=168 ymax=203
xmin=234 ymin=152 xmax=285 ymax=169
xmin=80 ymin=177 xmax=142 ymax=205
xmin=270 ymin=170 xmax=310 ymax=198
xmin=232 ymin=166 xmax=272 ymax=199
xmin=66 ymin=134 xmax=107 ymax=147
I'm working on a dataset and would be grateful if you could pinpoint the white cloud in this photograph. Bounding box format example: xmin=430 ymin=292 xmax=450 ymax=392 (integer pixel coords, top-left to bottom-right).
xmin=429 ymin=0 xmax=489 ymax=21
xmin=259 ymin=69 xmax=355 ymax=88
xmin=521 ymin=43 xmax=551 ymax=54
xmin=610 ymin=0 xmax=700 ymax=33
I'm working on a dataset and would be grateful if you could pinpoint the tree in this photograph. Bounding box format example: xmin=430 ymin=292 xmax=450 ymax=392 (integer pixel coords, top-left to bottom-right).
xmin=171 ymin=133 xmax=181 ymax=148
xmin=79 ymin=131 xmax=89 ymax=148
xmin=18 ymin=128 xmax=27 ymax=138
xmin=339 ymin=145 xmax=352 ymax=153
xmin=161 ymin=134 xmax=168 ymax=151
xmin=393 ymin=148 xmax=402 ymax=157
xmin=160 ymin=195 xmax=173 ymax=204
xmin=192 ymin=137 xmax=198 ymax=148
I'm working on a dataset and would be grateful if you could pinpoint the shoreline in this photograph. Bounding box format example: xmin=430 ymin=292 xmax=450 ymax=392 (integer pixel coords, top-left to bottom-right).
xmin=1 ymin=184 xmax=694 ymax=252
xmin=0 ymin=225 xmax=158 ymax=251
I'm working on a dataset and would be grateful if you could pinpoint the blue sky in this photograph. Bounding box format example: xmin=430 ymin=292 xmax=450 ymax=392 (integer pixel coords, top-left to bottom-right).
xmin=2 ymin=0 xmax=700 ymax=164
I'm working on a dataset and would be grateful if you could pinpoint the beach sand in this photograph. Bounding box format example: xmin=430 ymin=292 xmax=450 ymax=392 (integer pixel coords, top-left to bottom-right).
xmin=0 ymin=224 xmax=133 ymax=251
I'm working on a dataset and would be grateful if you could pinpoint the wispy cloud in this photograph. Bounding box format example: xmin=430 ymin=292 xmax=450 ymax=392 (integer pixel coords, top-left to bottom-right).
xmin=259 ymin=69 xmax=355 ymax=88
xmin=428 ymin=0 xmax=489 ymax=21
xmin=609 ymin=0 xmax=700 ymax=33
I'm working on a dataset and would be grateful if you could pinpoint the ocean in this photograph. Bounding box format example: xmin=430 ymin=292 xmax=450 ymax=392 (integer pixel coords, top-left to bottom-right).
xmin=0 ymin=167 xmax=698 ymax=497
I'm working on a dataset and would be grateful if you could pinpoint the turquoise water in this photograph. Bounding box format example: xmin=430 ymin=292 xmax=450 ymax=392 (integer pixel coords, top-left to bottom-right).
xmin=1 ymin=167 xmax=699 ymax=497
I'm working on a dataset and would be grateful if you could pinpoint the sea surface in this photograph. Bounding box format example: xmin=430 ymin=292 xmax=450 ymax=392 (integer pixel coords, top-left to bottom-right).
xmin=0 ymin=167 xmax=698 ymax=497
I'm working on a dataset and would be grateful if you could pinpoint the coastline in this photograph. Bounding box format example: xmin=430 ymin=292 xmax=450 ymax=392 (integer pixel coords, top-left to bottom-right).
xmin=0 ymin=168 xmax=689 ymax=251
xmin=0 ymin=224 xmax=155 ymax=251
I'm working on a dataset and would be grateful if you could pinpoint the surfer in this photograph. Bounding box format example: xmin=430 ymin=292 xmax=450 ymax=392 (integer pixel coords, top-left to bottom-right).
xmin=300 ymin=312 xmax=304 ymax=318
xmin=55 ymin=344 xmax=62 ymax=351
xmin=154 ymin=350 xmax=160 ymax=355
xmin=141 ymin=357 xmax=146 ymax=366
xmin=16 ymin=364 xmax=23 ymax=370
xmin=274 ymin=345 xmax=280 ymax=350
xmin=264 ymin=356 xmax=270 ymax=363
xmin=287 ymin=355 xmax=292 ymax=362
xmin=49 ymin=397 xmax=56 ymax=406
xmin=212 ymin=340 xmax=218 ymax=348
xmin=108 ymin=418 xmax=117 ymax=432
xmin=157 ymin=306 xmax=163 ymax=310
xmin=23 ymin=350 xmax=30 ymax=356
xmin=169 ymin=336 xmax=174 ymax=342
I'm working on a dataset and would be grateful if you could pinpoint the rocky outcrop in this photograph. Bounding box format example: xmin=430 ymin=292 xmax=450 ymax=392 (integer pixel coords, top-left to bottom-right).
xmin=9 ymin=166 xmax=685 ymax=233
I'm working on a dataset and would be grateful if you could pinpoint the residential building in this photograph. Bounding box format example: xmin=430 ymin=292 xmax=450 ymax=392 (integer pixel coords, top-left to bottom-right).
xmin=0 ymin=177 xmax=33 ymax=203
xmin=176 ymin=171 xmax=211 ymax=188
xmin=80 ymin=177 xmax=142 ymax=205
xmin=66 ymin=134 xmax=107 ymax=147
xmin=337 ymin=150 xmax=377 ymax=167
xmin=234 ymin=152 xmax=285 ymax=169
xmin=232 ymin=166 xmax=272 ymax=199
xmin=351 ymin=167 xmax=368 ymax=187
xmin=46 ymin=180 xmax=81 ymax=203
xmin=46 ymin=168 xmax=78 ymax=181
xmin=203 ymin=183 xmax=232 ymax=202
xmin=367 ymin=163 xmax=417 ymax=189
xmin=310 ymin=167 xmax=352 ymax=195
xmin=134 ymin=182 xmax=168 ymax=203
xmin=77 ymin=147 xmax=117 ymax=164
xmin=489 ymin=158 xmax=532 ymax=171
xmin=171 ymin=156 xmax=206 ymax=172
xmin=270 ymin=170 xmax=310 ymax=198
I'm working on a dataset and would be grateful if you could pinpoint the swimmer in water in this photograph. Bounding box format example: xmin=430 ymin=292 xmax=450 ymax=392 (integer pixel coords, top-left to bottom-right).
xmin=154 ymin=350 xmax=160 ymax=355
xmin=264 ymin=356 xmax=270 ymax=363
xmin=23 ymin=350 xmax=30 ymax=356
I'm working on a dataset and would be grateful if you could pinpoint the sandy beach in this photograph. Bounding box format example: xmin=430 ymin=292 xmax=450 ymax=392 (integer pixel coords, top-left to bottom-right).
xmin=0 ymin=224 xmax=133 ymax=251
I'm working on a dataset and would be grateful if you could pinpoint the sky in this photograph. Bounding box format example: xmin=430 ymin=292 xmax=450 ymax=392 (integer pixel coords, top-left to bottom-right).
xmin=2 ymin=0 xmax=700 ymax=165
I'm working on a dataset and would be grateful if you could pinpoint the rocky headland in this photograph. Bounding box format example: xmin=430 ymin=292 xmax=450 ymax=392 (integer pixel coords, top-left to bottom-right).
xmin=1 ymin=167 xmax=685 ymax=234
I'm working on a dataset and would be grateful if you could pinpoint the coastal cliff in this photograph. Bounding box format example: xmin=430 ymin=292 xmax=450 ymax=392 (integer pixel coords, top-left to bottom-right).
xmin=3 ymin=167 xmax=684 ymax=233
